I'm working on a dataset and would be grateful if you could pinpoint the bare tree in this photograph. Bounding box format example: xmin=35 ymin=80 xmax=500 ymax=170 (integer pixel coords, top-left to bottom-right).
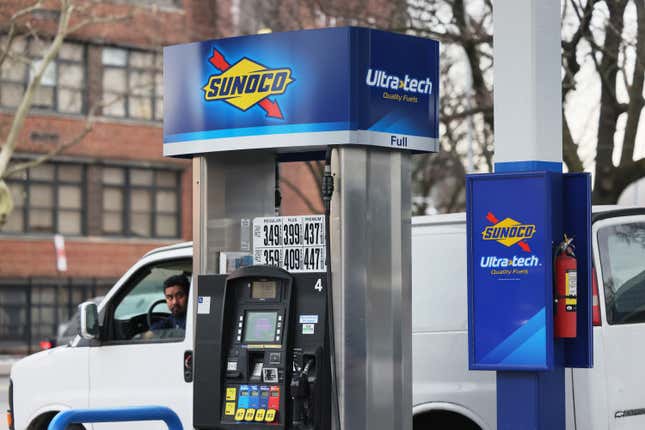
xmin=195 ymin=0 xmax=645 ymax=212
xmin=0 ymin=0 xmax=131 ymax=228
xmin=562 ymin=0 xmax=645 ymax=204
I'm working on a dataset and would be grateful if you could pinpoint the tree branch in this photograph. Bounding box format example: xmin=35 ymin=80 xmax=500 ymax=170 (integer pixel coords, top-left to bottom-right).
xmin=616 ymin=158 xmax=645 ymax=193
xmin=593 ymin=0 xmax=628 ymax=202
xmin=563 ymin=111 xmax=584 ymax=172
xmin=65 ymin=11 xmax=134 ymax=36
xmin=441 ymin=105 xmax=493 ymax=122
xmin=0 ymin=0 xmax=73 ymax=178
xmin=2 ymin=90 xmax=127 ymax=179
xmin=619 ymin=0 xmax=645 ymax=167
xmin=0 ymin=0 xmax=45 ymax=69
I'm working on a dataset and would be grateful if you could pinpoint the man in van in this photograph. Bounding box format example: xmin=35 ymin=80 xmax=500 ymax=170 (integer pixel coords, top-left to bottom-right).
xmin=150 ymin=274 xmax=190 ymax=333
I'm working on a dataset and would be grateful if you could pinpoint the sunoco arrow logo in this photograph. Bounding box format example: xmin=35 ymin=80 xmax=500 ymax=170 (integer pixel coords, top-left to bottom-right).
xmin=202 ymin=48 xmax=294 ymax=119
xmin=481 ymin=212 xmax=535 ymax=253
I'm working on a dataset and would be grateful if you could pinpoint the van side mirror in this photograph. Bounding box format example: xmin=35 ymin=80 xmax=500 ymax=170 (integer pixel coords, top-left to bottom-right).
xmin=79 ymin=302 xmax=99 ymax=340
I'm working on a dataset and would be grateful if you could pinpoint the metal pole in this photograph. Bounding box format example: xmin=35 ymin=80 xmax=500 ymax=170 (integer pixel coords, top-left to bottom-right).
xmin=493 ymin=1 xmax=565 ymax=429
xmin=330 ymin=147 xmax=412 ymax=430
xmin=26 ymin=278 xmax=32 ymax=355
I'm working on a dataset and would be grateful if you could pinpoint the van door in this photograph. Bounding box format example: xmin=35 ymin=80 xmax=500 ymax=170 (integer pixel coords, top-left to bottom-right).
xmin=594 ymin=215 xmax=645 ymax=430
xmin=88 ymin=258 xmax=193 ymax=430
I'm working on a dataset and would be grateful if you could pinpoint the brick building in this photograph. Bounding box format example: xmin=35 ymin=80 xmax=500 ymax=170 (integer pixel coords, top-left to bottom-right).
xmin=0 ymin=0 xmax=400 ymax=353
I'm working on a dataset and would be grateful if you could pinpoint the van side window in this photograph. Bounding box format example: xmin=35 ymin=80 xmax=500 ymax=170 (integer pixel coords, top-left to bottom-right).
xmin=106 ymin=258 xmax=192 ymax=342
xmin=597 ymin=222 xmax=645 ymax=325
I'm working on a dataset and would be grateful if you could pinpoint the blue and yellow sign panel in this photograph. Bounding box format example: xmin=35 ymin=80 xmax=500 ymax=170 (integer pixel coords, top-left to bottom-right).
xmin=466 ymin=172 xmax=560 ymax=371
xmin=163 ymin=27 xmax=439 ymax=156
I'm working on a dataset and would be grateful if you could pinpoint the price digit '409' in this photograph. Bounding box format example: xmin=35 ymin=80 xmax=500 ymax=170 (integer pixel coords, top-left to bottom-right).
xmin=283 ymin=248 xmax=301 ymax=271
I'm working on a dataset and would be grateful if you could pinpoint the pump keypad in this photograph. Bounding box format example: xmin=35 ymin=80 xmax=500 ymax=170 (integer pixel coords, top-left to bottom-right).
xmin=234 ymin=409 xmax=245 ymax=421
xmin=223 ymin=384 xmax=280 ymax=424
xmin=265 ymin=409 xmax=277 ymax=422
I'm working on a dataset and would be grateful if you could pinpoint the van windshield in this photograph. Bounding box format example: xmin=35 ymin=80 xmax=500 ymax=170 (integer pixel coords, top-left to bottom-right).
xmin=597 ymin=221 xmax=645 ymax=325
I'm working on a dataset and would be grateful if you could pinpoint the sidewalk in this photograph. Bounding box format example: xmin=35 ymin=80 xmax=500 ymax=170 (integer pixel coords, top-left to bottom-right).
xmin=0 ymin=355 xmax=21 ymax=377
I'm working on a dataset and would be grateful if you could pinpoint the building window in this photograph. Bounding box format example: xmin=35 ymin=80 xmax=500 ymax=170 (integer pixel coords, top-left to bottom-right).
xmin=4 ymin=161 xmax=86 ymax=235
xmin=0 ymin=36 xmax=86 ymax=113
xmin=102 ymin=47 xmax=163 ymax=121
xmin=101 ymin=166 xmax=180 ymax=238
xmin=0 ymin=278 xmax=114 ymax=354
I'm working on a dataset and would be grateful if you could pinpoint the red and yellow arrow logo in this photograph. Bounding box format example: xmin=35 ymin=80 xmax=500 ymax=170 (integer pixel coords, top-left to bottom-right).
xmin=482 ymin=212 xmax=534 ymax=253
xmin=202 ymin=48 xmax=294 ymax=119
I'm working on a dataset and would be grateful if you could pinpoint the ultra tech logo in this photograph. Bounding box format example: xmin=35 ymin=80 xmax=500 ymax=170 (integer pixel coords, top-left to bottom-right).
xmin=202 ymin=48 xmax=294 ymax=119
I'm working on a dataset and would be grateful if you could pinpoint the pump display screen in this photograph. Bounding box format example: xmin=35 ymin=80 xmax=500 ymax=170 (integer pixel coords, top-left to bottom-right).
xmin=251 ymin=281 xmax=277 ymax=299
xmin=243 ymin=311 xmax=278 ymax=343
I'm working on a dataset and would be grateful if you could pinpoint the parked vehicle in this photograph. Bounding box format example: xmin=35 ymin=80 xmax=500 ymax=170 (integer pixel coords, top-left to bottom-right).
xmin=8 ymin=207 xmax=645 ymax=430
xmin=411 ymin=207 xmax=645 ymax=430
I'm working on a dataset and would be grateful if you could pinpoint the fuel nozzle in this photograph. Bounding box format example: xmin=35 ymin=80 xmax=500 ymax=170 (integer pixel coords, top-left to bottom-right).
xmin=291 ymin=359 xmax=314 ymax=429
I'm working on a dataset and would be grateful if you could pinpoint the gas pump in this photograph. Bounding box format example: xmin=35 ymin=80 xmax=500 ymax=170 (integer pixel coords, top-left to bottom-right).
xmin=194 ymin=266 xmax=330 ymax=429
xmin=163 ymin=27 xmax=440 ymax=430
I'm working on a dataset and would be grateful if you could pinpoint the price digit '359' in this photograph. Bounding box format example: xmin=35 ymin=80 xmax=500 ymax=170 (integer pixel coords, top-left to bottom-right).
xmin=263 ymin=249 xmax=280 ymax=266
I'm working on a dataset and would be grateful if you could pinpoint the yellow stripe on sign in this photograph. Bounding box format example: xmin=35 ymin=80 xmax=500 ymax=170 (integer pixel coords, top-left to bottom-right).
xmin=224 ymin=402 xmax=236 ymax=416
xmin=226 ymin=387 xmax=236 ymax=401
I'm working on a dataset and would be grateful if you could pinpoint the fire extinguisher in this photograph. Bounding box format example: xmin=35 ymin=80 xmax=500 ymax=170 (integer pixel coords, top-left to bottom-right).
xmin=554 ymin=235 xmax=577 ymax=338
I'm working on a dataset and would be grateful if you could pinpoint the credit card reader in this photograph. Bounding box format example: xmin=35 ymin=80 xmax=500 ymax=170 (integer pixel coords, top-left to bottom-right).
xmin=194 ymin=266 xmax=330 ymax=430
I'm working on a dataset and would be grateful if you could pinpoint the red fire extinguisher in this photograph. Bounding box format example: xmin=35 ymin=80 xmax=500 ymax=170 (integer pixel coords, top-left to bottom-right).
xmin=554 ymin=235 xmax=577 ymax=338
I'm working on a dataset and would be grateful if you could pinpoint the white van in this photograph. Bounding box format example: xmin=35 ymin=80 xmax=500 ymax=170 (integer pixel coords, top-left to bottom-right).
xmin=9 ymin=207 xmax=645 ymax=430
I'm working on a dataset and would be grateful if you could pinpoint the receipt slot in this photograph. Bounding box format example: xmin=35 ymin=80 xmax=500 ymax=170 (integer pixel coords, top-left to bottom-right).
xmin=194 ymin=266 xmax=330 ymax=430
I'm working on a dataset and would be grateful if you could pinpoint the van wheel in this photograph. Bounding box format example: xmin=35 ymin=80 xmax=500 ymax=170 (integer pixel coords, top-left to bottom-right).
xmin=28 ymin=412 xmax=85 ymax=430
xmin=413 ymin=410 xmax=481 ymax=430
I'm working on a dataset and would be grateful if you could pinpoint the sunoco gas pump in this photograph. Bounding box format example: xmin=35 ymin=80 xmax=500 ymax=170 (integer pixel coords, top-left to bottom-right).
xmin=194 ymin=267 xmax=331 ymax=429
xmin=162 ymin=27 xmax=439 ymax=430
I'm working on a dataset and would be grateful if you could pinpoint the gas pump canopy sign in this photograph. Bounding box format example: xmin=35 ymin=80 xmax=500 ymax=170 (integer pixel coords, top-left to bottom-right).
xmin=163 ymin=27 xmax=439 ymax=157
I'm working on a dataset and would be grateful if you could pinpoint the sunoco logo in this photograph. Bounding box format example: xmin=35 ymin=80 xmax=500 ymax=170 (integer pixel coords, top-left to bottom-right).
xmin=481 ymin=212 xmax=534 ymax=253
xmin=202 ymin=48 xmax=294 ymax=119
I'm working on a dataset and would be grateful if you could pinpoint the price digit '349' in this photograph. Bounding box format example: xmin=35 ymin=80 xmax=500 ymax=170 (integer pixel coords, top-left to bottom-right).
xmin=263 ymin=224 xmax=281 ymax=247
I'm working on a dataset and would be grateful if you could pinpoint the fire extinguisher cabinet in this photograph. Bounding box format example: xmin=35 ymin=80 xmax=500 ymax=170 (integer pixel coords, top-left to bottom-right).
xmin=466 ymin=171 xmax=593 ymax=371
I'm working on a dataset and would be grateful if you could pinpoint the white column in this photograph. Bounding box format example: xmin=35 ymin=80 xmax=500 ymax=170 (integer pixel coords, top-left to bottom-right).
xmin=493 ymin=0 xmax=562 ymax=166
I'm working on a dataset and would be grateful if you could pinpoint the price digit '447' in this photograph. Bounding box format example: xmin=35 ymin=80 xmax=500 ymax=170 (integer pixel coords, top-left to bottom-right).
xmin=304 ymin=247 xmax=322 ymax=271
